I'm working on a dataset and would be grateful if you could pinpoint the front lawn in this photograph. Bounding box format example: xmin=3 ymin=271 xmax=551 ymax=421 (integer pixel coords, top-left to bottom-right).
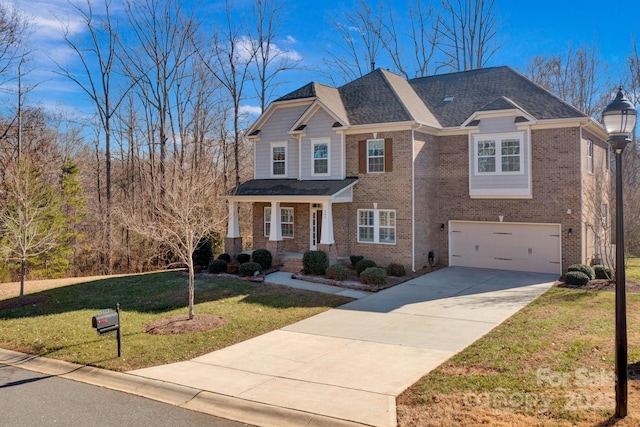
xmin=398 ymin=285 xmax=640 ymax=426
xmin=0 ymin=272 xmax=352 ymax=371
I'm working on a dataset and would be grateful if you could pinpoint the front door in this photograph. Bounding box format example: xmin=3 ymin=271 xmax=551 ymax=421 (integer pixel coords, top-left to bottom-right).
xmin=310 ymin=206 xmax=323 ymax=250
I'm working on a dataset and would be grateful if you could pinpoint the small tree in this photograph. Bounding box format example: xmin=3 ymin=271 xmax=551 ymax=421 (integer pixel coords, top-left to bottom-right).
xmin=0 ymin=158 xmax=67 ymax=297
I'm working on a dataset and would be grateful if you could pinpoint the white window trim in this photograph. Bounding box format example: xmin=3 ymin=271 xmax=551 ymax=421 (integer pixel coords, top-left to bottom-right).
xmin=367 ymin=139 xmax=385 ymax=174
xmin=587 ymin=140 xmax=594 ymax=174
xmin=270 ymin=142 xmax=287 ymax=177
xmin=357 ymin=208 xmax=396 ymax=245
xmin=473 ymin=132 xmax=525 ymax=176
xmin=311 ymin=139 xmax=330 ymax=176
xmin=264 ymin=206 xmax=294 ymax=238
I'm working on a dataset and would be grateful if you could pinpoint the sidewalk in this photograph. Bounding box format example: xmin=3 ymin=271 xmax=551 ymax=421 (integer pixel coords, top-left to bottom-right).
xmin=0 ymin=268 xmax=557 ymax=426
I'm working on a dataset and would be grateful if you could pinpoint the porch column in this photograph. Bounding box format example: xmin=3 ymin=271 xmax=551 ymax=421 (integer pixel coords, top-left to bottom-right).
xmin=224 ymin=200 xmax=242 ymax=258
xmin=267 ymin=201 xmax=284 ymax=265
xmin=319 ymin=201 xmax=337 ymax=265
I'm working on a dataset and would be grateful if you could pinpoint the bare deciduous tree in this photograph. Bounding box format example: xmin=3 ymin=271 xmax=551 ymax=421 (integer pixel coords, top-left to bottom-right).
xmin=121 ymin=155 xmax=226 ymax=319
xmin=437 ymin=0 xmax=500 ymax=71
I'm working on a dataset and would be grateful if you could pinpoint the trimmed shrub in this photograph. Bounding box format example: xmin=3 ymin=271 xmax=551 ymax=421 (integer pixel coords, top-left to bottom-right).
xmin=355 ymin=259 xmax=377 ymax=275
xmin=567 ymin=264 xmax=595 ymax=280
xmin=226 ymin=260 xmax=241 ymax=275
xmin=350 ymin=255 xmax=364 ymax=267
xmin=239 ymin=262 xmax=262 ymax=277
xmin=386 ymin=263 xmax=406 ymax=277
xmin=593 ymin=264 xmax=613 ymax=280
xmin=360 ymin=267 xmax=387 ymax=287
xmin=236 ymin=253 xmax=251 ymax=264
xmin=326 ymin=263 xmax=350 ymax=281
xmin=208 ymin=259 xmax=227 ymax=274
xmin=217 ymin=253 xmax=231 ymax=262
xmin=252 ymin=249 xmax=273 ymax=270
xmin=565 ymin=271 xmax=590 ymax=286
xmin=303 ymin=250 xmax=328 ymax=275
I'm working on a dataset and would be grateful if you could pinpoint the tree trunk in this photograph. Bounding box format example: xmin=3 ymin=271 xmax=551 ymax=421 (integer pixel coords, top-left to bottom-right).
xmin=188 ymin=258 xmax=195 ymax=320
xmin=19 ymin=258 xmax=25 ymax=298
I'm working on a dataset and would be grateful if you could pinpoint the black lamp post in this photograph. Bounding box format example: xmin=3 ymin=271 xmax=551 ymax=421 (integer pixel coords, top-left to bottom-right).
xmin=603 ymin=87 xmax=637 ymax=418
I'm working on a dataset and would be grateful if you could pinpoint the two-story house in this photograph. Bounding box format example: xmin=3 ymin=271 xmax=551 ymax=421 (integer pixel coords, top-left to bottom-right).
xmin=225 ymin=66 xmax=610 ymax=276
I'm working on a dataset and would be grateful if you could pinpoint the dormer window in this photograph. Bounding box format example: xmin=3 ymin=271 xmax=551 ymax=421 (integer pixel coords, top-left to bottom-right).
xmin=474 ymin=133 xmax=523 ymax=175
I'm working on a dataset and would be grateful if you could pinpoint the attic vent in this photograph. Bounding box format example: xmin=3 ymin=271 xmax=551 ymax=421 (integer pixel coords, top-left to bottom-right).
xmin=443 ymin=95 xmax=454 ymax=102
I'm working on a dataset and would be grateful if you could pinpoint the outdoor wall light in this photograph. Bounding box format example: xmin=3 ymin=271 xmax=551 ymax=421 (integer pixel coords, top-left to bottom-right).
xmin=440 ymin=223 xmax=445 ymax=231
xmin=568 ymin=227 xmax=572 ymax=236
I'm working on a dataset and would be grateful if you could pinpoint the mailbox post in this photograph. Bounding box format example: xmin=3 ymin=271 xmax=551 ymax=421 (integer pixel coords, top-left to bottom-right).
xmin=91 ymin=303 xmax=121 ymax=357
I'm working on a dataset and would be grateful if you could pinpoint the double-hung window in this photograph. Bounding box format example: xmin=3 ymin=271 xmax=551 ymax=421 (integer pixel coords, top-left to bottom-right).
xmin=312 ymin=141 xmax=329 ymax=175
xmin=587 ymin=140 xmax=594 ymax=173
xmin=264 ymin=207 xmax=294 ymax=238
xmin=474 ymin=133 xmax=523 ymax=175
xmin=271 ymin=143 xmax=287 ymax=177
xmin=367 ymin=139 xmax=385 ymax=173
xmin=357 ymin=209 xmax=396 ymax=244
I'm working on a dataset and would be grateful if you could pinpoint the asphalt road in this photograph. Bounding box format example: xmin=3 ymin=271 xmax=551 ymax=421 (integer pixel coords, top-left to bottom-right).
xmin=0 ymin=364 xmax=252 ymax=427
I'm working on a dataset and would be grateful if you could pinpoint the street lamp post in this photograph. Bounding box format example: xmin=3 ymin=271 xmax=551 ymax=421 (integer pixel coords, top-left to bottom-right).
xmin=603 ymin=88 xmax=637 ymax=418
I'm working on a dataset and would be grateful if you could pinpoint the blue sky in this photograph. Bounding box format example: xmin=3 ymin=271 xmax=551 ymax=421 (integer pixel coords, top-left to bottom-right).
xmin=14 ymin=0 xmax=640 ymax=119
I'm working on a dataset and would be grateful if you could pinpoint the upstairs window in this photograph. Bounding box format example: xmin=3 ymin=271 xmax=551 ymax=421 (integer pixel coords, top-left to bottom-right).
xmin=358 ymin=138 xmax=393 ymax=174
xmin=271 ymin=143 xmax=287 ymax=177
xmin=367 ymin=139 xmax=385 ymax=173
xmin=474 ymin=133 xmax=523 ymax=175
xmin=587 ymin=140 xmax=594 ymax=173
xmin=312 ymin=141 xmax=329 ymax=175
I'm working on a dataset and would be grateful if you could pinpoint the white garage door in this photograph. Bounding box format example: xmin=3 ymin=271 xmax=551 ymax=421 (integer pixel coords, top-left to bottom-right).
xmin=449 ymin=221 xmax=561 ymax=274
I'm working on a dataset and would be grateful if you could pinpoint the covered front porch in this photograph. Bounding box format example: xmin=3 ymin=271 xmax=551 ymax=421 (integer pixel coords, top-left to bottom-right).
xmin=225 ymin=178 xmax=358 ymax=267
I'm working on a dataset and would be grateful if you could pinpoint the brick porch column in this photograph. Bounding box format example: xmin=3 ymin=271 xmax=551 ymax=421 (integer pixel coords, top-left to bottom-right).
xmin=318 ymin=201 xmax=337 ymax=265
xmin=268 ymin=201 xmax=284 ymax=265
xmin=225 ymin=200 xmax=242 ymax=258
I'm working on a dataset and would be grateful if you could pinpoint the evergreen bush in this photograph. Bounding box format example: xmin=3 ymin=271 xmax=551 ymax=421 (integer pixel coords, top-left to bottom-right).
xmin=236 ymin=253 xmax=251 ymax=264
xmin=252 ymin=249 xmax=273 ymax=270
xmin=208 ymin=259 xmax=227 ymax=274
xmin=303 ymin=250 xmax=328 ymax=275
xmin=386 ymin=263 xmax=406 ymax=277
xmin=326 ymin=263 xmax=350 ymax=281
xmin=565 ymin=271 xmax=590 ymax=286
xmin=226 ymin=260 xmax=241 ymax=275
xmin=360 ymin=267 xmax=387 ymax=286
xmin=239 ymin=262 xmax=262 ymax=277
xmin=350 ymin=255 xmax=364 ymax=267
xmin=217 ymin=253 xmax=231 ymax=262
xmin=567 ymin=264 xmax=595 ymax=280
xmin=355 ymin=259 xmax=377 ymax=275
xmin=593 ymin=264 xmax=613 ymax=280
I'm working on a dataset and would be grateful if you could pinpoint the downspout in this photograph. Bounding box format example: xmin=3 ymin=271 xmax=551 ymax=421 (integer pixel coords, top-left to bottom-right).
xmin=411 ymin=124 xmax=424 ymax=273
xmin=297 ymin=134 xmax=302 ymax=180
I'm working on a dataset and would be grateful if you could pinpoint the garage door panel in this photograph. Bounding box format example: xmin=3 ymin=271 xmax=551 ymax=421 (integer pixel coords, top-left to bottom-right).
xmin=449 ymin=221 xmax=561 ymax=275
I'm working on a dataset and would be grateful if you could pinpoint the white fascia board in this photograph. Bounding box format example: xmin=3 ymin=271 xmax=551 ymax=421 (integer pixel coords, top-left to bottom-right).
xmin=248 ymin=98 xmax=313 ymax=135
xmin=461 ymin=108 xmax=537 ymax=128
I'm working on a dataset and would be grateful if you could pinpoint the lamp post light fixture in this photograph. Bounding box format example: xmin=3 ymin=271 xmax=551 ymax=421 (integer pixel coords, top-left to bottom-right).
xmin=603 ymin=87 xmax=637 ymax=418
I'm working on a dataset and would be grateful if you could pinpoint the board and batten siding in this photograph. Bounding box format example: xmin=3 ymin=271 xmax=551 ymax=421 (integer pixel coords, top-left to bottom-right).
xmin=254 ymin=104 xmax=309 ymax=179
xmin=300 ymin=108 xmax=343 ymax=180
xmin=468 ymin=116 xmax=532 ymax=198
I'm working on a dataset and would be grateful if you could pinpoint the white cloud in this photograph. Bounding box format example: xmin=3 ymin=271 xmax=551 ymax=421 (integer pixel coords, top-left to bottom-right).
xmin=239 ymin=104 xmax=262 ymax=116
xmin=234 ymin=35 xmax=303 ymax=63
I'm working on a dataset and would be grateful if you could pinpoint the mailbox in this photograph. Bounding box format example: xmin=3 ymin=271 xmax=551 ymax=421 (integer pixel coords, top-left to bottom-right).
xmin=92 ymin=310 xmax=119 ymax=335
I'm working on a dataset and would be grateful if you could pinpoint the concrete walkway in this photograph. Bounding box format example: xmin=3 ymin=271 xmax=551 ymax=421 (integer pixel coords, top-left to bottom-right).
xmin=127 ymin=267 xmax=557 ymax=427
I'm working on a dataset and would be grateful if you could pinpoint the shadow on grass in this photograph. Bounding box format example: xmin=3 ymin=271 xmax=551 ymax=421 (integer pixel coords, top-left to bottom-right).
xmin=0 ymin=272 xmax=349 ymax=320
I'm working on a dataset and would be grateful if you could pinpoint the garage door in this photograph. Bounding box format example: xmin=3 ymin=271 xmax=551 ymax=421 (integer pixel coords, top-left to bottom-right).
xmin=449 ymin=221 xmax=561 ymax=274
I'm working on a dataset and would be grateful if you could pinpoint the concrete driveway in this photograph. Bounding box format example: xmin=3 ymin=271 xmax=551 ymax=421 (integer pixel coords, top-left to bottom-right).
xmin=129 ymin=267 xmax=557 ymax=427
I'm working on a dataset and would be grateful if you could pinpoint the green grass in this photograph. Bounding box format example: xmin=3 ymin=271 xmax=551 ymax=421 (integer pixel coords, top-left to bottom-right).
xmin=0 ymin=272 xmax=352 ymax=371
xmin=399 ymin=286 xmax=640 ymax=425
xmin=626 ymin=256 xmax=640 ymax=282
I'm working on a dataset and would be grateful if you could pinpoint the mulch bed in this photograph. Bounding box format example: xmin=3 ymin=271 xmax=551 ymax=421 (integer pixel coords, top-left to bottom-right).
xmin=144 ymin=314 xmax=228 ymax=335
xmin=557 ymin=279 xmax=640 ymax=293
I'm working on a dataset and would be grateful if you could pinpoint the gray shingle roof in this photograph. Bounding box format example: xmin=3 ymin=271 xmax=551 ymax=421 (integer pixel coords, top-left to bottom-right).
xmin=410 ymin=66 xmax=586 ymax=127
xmin=270 ymin=66 xmax=586 ymax=129
xmin=232 ymin=178 xmax=358 ymax=197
